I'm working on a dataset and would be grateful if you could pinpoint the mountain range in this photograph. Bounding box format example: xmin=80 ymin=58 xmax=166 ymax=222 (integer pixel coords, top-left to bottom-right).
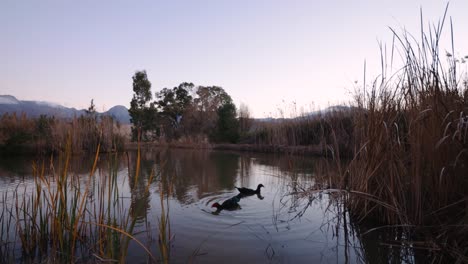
xmin=0 ymin=95 xmax=131 ymax=124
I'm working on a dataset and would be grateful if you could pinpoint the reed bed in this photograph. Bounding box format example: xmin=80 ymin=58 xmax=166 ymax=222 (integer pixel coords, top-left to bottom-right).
xmin=0 ymin=133 xmax=172 ymax=263
xmin=248 ymin=108 xmax=354 ymax=157
xmin=345 ymin=9 xmax=468 ymax=260
xmin=0 ymin=113 xmax=126 ymax=154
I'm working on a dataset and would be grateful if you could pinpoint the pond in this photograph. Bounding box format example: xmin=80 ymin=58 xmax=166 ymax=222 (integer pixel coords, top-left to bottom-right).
xmin=0 ymin=149 xmax=439 ymax=263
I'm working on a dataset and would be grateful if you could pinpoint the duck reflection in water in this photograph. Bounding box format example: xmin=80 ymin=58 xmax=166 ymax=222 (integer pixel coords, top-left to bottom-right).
xmin=237 ymin=192 xmax=264 ymax=200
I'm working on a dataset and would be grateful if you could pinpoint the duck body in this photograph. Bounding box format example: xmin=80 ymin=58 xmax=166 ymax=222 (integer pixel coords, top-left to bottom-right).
xmin=212 ymin=195 xmax=241 ymax=211
xmin=236 ymin=184 xmax=264 ymax=195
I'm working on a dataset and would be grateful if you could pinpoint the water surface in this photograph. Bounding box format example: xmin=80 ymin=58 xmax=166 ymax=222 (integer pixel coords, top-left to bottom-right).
xmin=0 ymin=149 xmax=437 ymax=263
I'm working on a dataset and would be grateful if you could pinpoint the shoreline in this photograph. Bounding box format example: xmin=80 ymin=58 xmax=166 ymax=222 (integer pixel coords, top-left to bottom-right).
xmin=124 ymin=142 xmax=328 ymax=156
xmin=1 ymin=141 xmax=334 ymax=157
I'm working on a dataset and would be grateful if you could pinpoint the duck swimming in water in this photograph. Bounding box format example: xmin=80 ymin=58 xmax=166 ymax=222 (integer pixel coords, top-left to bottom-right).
xmin=211 ymin=194 xmax=241 ymax=211
xmin=236 ymin=184 xmax=264 ymax=195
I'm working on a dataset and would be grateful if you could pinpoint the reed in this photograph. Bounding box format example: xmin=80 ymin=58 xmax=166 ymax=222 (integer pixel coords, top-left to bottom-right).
xmin=248 ymin=107 xmax=354 ymax=157
xmin=0 ymin=113 xmax=126 ymax=154
xmin=0 ymin=130 xmax=162 ymax=262
xmin=346 ymin=6 xmax=468 ymax=259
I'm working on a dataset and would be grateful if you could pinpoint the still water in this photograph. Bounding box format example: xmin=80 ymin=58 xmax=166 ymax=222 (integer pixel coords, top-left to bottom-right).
xmin=0 ymin=149 xmax=435 ymax=263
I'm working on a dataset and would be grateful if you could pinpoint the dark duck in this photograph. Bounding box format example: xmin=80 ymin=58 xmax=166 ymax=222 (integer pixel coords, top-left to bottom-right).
xmin=236 ymin=184 xmax=264 ymax=195
xmin=211 ymin=195 xmax=241 ymax=211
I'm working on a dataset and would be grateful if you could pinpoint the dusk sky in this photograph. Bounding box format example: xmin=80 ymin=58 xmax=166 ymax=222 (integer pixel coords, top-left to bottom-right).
xmin=2 ymin=1 xmax=467 ymax=117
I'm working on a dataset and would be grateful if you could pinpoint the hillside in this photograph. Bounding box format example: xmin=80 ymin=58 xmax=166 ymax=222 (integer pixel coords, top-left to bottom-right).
xmin=0 ymin=95 xmax=130 ymax=124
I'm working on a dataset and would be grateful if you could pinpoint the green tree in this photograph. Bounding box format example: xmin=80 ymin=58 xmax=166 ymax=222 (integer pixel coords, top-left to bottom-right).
xmin=184 ymin=86 xmax=233 ymax=137
xmin=155 ymin=82 xmax=193 ymax=139
xmin=193 ymin=86 xmax=231 ymax=112
xmin=214 ymin=101 xmax=239 ymax=143
xmin=129 ymin=71 xmax=153 ymax=141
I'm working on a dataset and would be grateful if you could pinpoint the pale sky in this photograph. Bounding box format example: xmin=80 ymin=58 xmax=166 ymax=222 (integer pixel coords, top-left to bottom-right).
xmin=2 ymin=1 xmax=467 ymax=117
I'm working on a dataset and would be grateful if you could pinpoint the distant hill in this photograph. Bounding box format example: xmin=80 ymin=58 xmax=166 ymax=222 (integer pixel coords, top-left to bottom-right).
xmin=105 ymin=105 xmax=131 ymax=124
xmin=0 ymin=95 xmax=130 ymax=124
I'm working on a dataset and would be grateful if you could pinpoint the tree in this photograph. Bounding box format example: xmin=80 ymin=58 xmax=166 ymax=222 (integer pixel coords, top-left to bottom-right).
xmin=155 ymin=82 xmax=193 ymax=139
xmin=129 ymin=70 xmax=153 ymax=141
xmin=193 ymin=86 xmax=232 ymax=112
xmin=185 ymin=86 xmax=233 ymax=137
xmin=214 ymin=101 xmax=239 ymax=143
xmin=85 ymin=99 xmax=96 ymax=116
